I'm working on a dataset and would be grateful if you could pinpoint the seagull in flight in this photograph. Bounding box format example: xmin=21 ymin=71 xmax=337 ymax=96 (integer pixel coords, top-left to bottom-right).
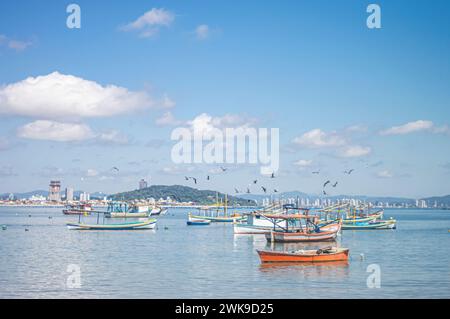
xmin=246 ymin=188 xmax=251 ymax=194
xmin=312 ymin=171 xmax=320 ymax=175
xmin=206 ymin=175 xmax=210 ymax=181
xmin=253 ymin=180 xmax=258 ymax=184
xmin=323 ymin=190 xmax=328 ymax=196
xmin=274 ymin=189 xmax=278 ymax=193
xmin=323 ymin=180 xmax=331 ymax=188
xmin=344 ymin=169 xmax=355 ymax=175
xmin=111 ymin=167 xmax=119 ymax=172
xmin=220 ymin=167 xmax=227 ymax=172
xmin=261 ymin=186 xmax=267 ymax=193
xmin=234 ymin=188 xmax=240 ymax=194
xmin=332 ymin=182 xmax=338 ymax=187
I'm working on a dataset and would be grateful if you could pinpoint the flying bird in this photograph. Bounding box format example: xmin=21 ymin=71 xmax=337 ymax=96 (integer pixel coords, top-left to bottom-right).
xmin=253 ymin=180 xmax=257 ymax=184
xmin=220 ymin=167 xmax=227 ymax=172
xmin=185 ymin=176 xmax=189 ymax=181
xmin=274 ymin=189 xmax=278 ymax=193
xmin=111 ymin=167 xmax=119 ymax=172
xmin=332 ymin=182 xmax=338 ymax=187
xmin=312 ymin=171 xmax=320 ymax=175
xmin=323 ymin=190 xmax=328 ymax=196
xmin=206 ymin=175 xmax=210 ymax=180
xmin=344 ymin=169 xmax=355 ymax=175
xmin=323 ymin=180 xmax=331 ymax=188
xmin=261 ymin=186 xmax=267 ymax=193
xmin=191 ymin=177 xmax=197 ymax=184
xmin=234 ymin=188 xmax=240 ymax=194
xmin=246 ymin=188 xmax=251 ymax=194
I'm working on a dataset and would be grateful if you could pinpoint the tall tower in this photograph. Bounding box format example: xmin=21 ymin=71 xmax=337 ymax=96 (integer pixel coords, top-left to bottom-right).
xmin=49 ymin=181 xmax=61 ymax=202
xmin=139 ymin=179 xmax=148 ymax=190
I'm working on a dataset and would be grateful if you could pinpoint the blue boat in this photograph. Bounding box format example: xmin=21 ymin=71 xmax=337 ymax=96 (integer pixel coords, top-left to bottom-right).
xmin=187 ymin=219 xmax=211 ymax=226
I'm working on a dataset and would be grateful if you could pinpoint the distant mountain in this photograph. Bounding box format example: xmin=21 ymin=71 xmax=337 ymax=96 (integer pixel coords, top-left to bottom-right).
xmin=109 ymin=185 xmax=257 ymax=206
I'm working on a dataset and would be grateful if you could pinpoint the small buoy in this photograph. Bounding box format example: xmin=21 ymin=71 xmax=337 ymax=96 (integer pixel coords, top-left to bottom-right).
xmin=25 ymin=228 xmax=29 ymax=232
xmin=28 ymin=214 xmax=32 ymax=217
xmin=164 ymin=226 xmax=169 ymax=230
xmin=360 ymin=253 xmax=365 ymax=261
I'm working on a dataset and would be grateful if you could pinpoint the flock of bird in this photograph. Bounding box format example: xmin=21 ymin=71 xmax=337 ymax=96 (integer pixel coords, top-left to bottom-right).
xmin=183 ymin=165 xmax=355 ymax=198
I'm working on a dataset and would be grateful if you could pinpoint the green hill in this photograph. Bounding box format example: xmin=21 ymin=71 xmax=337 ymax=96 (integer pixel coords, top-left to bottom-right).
xmin=109 ymin=185 xmax=256 ymax=206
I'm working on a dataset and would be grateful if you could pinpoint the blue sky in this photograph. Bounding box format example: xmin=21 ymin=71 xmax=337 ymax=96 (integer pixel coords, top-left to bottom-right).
xmin=0 ymin=0 xmax=449 ymax=198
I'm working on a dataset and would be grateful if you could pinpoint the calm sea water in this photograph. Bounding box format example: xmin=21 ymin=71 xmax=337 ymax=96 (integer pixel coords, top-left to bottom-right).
xmin=0 ymin=207 xmax=449 ymax=298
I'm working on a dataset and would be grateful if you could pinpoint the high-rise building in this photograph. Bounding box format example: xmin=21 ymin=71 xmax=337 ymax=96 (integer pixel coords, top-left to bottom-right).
xmin=49 ymin=181 xmax=61 ymax=201
xmin=79 ymin=192 xmax=90 ymax=202
xmin=139 ymin=179 xmax=148 ymax=190
xmin=65 ymin=187 xmax=74 ymax=202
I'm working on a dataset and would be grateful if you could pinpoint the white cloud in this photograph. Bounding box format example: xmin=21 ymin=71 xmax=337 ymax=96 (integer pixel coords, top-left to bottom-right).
xmin=161 ymin=94 xmax=176 ymax=108
xmin=156 ymin=111 xmax=181 ymax=126
xmin=293 ymin=129 xmax=346 ymax=148
xmin=380 ymin=120 xmax=434 ymax=135
xmin=195 ymin=25 xmax=209 ymax=39
xmin=377 ymin=170 xmax=393 ymax=178
xmin=17 ymin=120 xmax=95 ymax=142
xmin=339 ymin=145 xmax=371 ymax=158
xmin=17 ymin=120 xmax=130 ymax=144
xmin=187 ymin=113 xmax=257 ymax=137
xmin=86 ymin=169 xmax=99 ymax=177
xmin=97 ymin=130 xmax=129 ymax=145
xmin=0 ymin=72 xmax=154 ymax=119
xmin=121 ymin=8 xmax=174 ymax=38
xmin=294 ymin=159 xmax=313 ymax=167
xmin=0 ymin=34 xmax=33 ymax=51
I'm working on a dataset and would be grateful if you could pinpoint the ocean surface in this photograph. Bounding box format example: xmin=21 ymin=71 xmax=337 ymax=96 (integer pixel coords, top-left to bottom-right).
xmin=0 ymin=207 xmax=449 ymax=298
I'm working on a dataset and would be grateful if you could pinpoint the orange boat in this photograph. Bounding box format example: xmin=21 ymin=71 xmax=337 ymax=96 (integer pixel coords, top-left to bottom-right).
xmin=257 ymin=247 xmax=349 ymax=263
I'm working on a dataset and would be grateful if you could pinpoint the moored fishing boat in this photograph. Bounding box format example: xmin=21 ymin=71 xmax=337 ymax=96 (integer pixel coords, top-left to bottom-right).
xmin=342 ymin=210 xmax=383 ymax=224
xmin=186 ymin=219 xmax=211 ymax=226
xmin=67 ymin=218 xmax=157 ymax=230
xmin=233 ymin=205 xmax=288 ymax=234
xmin=150 ymin=206 xmax=168 ymax=216
xmin=62 ymin=203 xmax=93 ymax=215
xmin=264 ymin=214 xmax=342 ymax=243
xmin=342 ymin=218 xmax=396 ymax=230
xmin=104 ymin=201 xmax=149 ymax=218
xmin=188 ymin=194 xmax=245 ymax=223
xmin=257 ymin=247 xmax=349 ymax=263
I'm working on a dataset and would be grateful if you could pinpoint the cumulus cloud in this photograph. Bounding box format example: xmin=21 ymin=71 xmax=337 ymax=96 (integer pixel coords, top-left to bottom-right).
xmin=0 ymin=34 xmax=33 ymax=51
xmin=121 ymin=8 xmax=174 ymax=38
xmin=339 ymin=145 xmax=371 ymax=158
xmin=294 ymin=159 xmax=313 ymax=167
xmin=293 ymin=129 xmax=346 ymax=148
xmin=377 ymin=170 xmax=393 ymax=178
xmin=17 ymin=120 xmax=95 ymax=142
xmin=0 ymin=72 xmax=154 ymax=119
xmin=86 ymin=169 xmax=99 ymax=177
xmin=97 ymin=130 xmax=129 ymax=145
xmin=195 ymin=25 xmax=210 ymax=39
xmin=17 ymin=120 xmax=130 ymax=144
xmin=380 ymin=120 xmax=434 ymax=135
xmin=187 ymin=113 xmax=258 ymax=136
xmin=156 ymin=111 xmax=182 ymax=126
xmin=293 ymin=128 xmax=371 ymax=158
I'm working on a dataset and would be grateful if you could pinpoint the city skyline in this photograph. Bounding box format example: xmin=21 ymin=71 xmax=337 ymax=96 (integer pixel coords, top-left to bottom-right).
xmin=1 ymin=1 xmax=450 ymax=198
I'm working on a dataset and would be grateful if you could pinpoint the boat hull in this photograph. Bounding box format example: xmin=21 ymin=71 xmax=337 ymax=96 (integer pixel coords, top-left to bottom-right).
xmin=342 ymin=211 xmax=383 ymax=224
xmin=234 ymin=224 xmax=272 ymax=234
xmin=265 ymin=222 xmax=341 ymax=243
xmin=187 ymin=220 xmax=211 ymax=226
xmin=105 ymin=212 xmax=149 ymax=218
xmin=257 ymin=248 xmax=349 ymax=263
xmin=67 ymin=219 xmax=157 ymax=230
xmin=189 ymin=214 xmax=245 ymax=223
xmin=342 ymin=219 xmax=396 ymax=230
